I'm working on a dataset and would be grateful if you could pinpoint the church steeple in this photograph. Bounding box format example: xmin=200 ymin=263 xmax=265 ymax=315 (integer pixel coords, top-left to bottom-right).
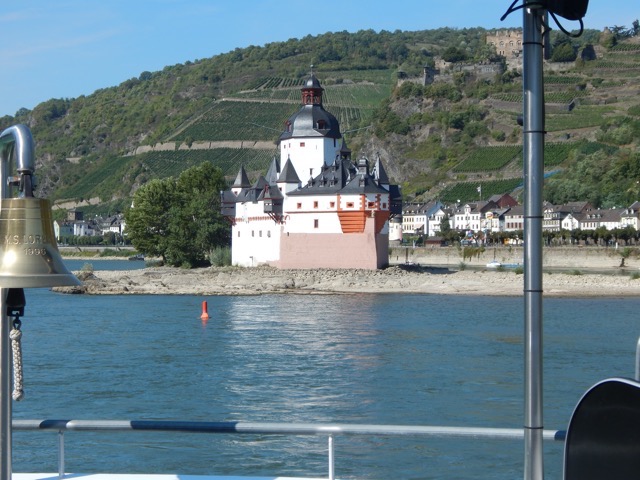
xmin=278 ymin=68 xmax=340 ymax=142
xmin=301 ymin=65 xmax=324 ymax=106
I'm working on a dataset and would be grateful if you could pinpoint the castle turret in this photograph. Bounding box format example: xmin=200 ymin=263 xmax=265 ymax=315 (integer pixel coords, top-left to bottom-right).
xmin=231 ymin=166 xmax=251 ymax=196
xmin=277 ymin=157 xmax=301 ymax=195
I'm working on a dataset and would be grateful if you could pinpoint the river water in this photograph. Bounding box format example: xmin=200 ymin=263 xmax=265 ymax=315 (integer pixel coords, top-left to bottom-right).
xmin=9 ymin=260 xmax=640 ymax=479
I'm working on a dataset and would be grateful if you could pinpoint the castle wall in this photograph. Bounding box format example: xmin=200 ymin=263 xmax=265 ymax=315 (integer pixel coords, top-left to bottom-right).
xmin=282 ymin=192 xmax=391 ymax=235
xmin=277 ymin=229 xmax=389 ymax=269
xmin=277 ymin=215 xmax=388 ymax=269
xmin=232 ymin=204 xmax=281 ymax=267
xmin=283 ymin=196 xmax=344 ymax=234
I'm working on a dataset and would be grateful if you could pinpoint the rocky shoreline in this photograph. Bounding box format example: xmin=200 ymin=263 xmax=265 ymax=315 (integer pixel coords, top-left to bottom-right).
xmin=54 ymin=264 xmax=640 ymax=297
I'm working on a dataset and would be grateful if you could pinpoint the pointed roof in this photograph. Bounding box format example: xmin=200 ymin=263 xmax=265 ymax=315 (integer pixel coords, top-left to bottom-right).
xmin=258 ymin=184 xmax=284 ymax=202
xmin=220 ymin=190 xmax=237 ymax=203
xmin=340 ymin=157 xmax=389 ymax=195
xmin=235 ymin=176 xmax=269 ymax=204
xmin=372 ymin=153 xmax=390 ymax=185
xmin=304 ymin=72 xmax=323 ymax=93
xmin=265 ymin=156 xmax=281 ymax=185
xmin=287 ymin=157 xmax=354 ymax=196
xmin=277 ymin=158 xmax=301 ymax=184
xmin=252 ymin=176 xmax=268 ymax=190
xmin=232 ymin=166 xmax=251 ymax=189
xmin=289 ymin=155 xmax=386 ymax=196
xmin=340 ymin=138 xmax=351 ymax=157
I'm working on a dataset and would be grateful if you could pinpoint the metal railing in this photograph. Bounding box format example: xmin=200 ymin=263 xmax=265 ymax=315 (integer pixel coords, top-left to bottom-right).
xmin=12 ymin=419 xmax=566 ymax=480
xmin=636 ymin=336 xmax=640 ymax=381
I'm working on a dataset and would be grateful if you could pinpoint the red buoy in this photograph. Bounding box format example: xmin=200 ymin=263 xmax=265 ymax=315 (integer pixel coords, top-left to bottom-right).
xmin=200 ymin=300 xmax=210 ymax=320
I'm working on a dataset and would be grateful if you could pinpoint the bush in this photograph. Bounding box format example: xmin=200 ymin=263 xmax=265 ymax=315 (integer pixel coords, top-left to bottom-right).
xmin=492 ymin=130 xmax=506 ymax=142
xmin=628 ymin=105 xmax=640 ymax=117
xmin=396 ymin=82 xmax=424 ymax=99
xmin=209 ymin=246 xmax=232 ymax=266
xmin=551 ymin=42 xmax=577 ymax=62
xmin=81 ymin=263 xmax=94 ymax=273
xmin=464 ymin=121 xmax=489 ymax=138
xmin=99 ymin=248 xmax=125 ymax=258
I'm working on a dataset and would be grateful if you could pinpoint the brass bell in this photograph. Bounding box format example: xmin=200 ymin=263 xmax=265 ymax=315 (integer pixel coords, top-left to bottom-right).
xmin=0 ymin=124 xmax=79 ymax=288
xmin=0 ymin=198 xmax=80 ymax=288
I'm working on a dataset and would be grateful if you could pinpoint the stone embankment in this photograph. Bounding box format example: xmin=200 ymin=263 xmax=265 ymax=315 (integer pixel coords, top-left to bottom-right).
xmin=391 ymin=245 xmax=632 ymax=270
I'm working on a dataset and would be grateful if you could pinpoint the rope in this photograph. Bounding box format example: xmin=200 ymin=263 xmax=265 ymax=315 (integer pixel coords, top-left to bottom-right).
xmin=10 ymin=320 xmax=24 ymax=401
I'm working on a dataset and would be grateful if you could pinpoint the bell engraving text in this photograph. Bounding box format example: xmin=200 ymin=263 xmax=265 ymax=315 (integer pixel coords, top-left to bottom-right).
xmin=4 ymin=234 xmax=50 ymax=245
xmin=24 ymin=247 xmax=47 ymax=256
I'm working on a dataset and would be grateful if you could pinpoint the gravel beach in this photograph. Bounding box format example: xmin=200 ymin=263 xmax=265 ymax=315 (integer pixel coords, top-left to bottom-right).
xmin=57 ymin=264 xmax=640 ymax=297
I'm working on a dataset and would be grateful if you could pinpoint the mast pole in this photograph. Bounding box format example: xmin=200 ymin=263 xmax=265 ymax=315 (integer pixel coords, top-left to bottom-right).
xmin=522 ymin=3 xmax=546 ymax=480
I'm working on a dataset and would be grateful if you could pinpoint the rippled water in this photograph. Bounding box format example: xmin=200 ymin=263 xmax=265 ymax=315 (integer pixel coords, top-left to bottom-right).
xmin=9 ymin=264 xmax=640 ymax=479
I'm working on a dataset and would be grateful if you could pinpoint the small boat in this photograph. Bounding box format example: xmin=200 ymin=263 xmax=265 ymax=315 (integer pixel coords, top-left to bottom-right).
xmin=487 ymin=260 xmax=521 ymax=269
xmin=128 ymin=253 xmax=145 ymax=261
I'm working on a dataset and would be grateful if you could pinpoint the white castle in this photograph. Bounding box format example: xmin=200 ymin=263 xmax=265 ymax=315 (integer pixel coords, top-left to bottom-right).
xmin=221 ymin=72 xmax=402 ymax=269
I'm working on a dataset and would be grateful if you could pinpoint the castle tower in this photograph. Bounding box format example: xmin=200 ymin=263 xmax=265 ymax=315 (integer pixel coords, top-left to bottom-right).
xmin=278 ymin=70 xmax=342 ymax=181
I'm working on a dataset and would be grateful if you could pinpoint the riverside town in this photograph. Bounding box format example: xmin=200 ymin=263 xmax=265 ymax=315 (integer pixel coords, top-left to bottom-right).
xmin=51 ymin=198 xmax=640 ymax=250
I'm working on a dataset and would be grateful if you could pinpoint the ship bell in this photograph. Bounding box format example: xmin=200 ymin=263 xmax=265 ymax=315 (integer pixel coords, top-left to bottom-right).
xmin=0 ymin=125 xmax=79 ymax=288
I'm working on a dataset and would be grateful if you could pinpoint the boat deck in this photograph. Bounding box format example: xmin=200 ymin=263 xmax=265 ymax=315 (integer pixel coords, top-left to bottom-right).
xmin=15 ymin=475 xmax=326 ymax=480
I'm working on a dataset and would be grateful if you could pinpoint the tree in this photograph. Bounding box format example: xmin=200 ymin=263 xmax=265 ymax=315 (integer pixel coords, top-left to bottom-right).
xmin=442 ymin=46 xmax=468 ymax=63
xmin=551 ymin=42 xmax=577 ymax=62
xmin=125 ymin=178 xmax=176 ymax=262
xmin=125 ymin=163 xmax=230 ymax=267
xmin=440 ymin=215 xmax=451 ymax=235
xmin=619 ymin=246 xmax=633 ymax=267
xmin=165 ymin=163 xmax=230 ymax=267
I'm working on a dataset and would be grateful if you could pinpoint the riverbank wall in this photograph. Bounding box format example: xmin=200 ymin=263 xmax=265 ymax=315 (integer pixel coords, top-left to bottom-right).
xmin=389 ymin=245 xmax=633 ymax=270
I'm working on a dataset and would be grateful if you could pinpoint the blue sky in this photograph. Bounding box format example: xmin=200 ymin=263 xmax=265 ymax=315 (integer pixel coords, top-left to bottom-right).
xmin=0 ymin=1 xmax=636 ymax=117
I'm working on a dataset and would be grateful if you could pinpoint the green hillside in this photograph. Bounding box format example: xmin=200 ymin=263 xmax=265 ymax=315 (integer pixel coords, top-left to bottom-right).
xmin=53 ymin=148 xmax=278 ymax=203
xmin=0 ymin=26 xmax=638 ymax=214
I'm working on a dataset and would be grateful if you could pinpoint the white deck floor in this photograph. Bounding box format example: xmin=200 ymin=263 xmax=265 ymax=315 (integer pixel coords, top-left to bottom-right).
xmin=14 ymin=475 xmax=328 ymax=480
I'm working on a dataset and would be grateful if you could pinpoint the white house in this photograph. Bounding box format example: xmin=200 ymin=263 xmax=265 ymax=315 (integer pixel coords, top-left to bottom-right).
xmin=452 ymin=201 xmax=498 ymax=233
xmin=427 ymin=206 xmax=453 ymax=237
xmin=402 ymin=201 xmax=443 ymax=236
xmin=561 ymin=212 xmax=583 ymax=231
xmin=389 ymin=216 xmax=403 ymax=243
xmin=621 ymin=202 xmax=640 ymax=230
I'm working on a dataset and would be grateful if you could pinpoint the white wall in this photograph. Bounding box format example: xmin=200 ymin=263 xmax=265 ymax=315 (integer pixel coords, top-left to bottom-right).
xmin=280 ymin=137 xmax=341 ymax=181
xmin=231 ymin=201 xmax=280 ymax=267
